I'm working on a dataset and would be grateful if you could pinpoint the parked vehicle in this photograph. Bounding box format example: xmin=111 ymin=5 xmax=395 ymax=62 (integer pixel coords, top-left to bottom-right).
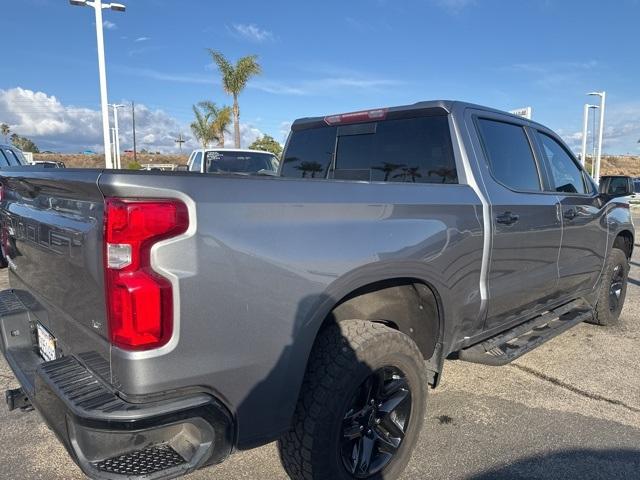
xmin=31 ymin=160 xmax=66 ymax=168
xmin=600 ymin=175 xmax=638 ymax=202
xmin=187 ymin=147 xmax=279 ymax=175
xmin=0 ymin=101 xmax=634 ymax=480
xmin=0 ymin=144 xmax=27 ymax=167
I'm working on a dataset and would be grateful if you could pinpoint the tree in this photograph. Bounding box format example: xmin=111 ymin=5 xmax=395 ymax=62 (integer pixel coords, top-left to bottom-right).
xmin=10 ymin=133 xmax=39 ymax=153
xmin=190 ymin=104 xmax=215 ymax=149
xmin=208 ymin=50 xmax=262 ymax=148
xmin=0 ymin=123 xmax=10 ymax=144
xmin=198 ymin=101 xmax=232 ymax=147
xmin=249 ymin=134 xmax=283 ymax=157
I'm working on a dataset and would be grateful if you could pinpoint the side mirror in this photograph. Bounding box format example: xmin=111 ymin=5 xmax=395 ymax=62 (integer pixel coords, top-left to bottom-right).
xmin=599 ymin=176 xmax=634 ymax=198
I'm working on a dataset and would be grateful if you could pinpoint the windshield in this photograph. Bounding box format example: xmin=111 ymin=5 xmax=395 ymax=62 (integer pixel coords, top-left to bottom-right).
xmin=204 ymin=151 xmax=278 ymax=174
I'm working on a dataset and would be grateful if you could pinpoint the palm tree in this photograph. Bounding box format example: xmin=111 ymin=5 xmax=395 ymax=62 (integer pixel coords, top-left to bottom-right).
xmin=208 ymin=50 xmax=262 ymax=148
xmin=0 ymin=123 xmax=10 ymax=144
xmin=198 ymin=101 xmax=232 ymax=147
xmin=190 ymin=104 xmax=214 ymax=149
xmin=372 ymin=162 xmax=405 ymax=181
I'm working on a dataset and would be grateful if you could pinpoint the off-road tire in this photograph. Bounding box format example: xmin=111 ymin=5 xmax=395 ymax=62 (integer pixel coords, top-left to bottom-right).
xmin=590 ymin=247 xmax=629 ymax=326
xmin=277 ymin=320 xmax=427 ymax=480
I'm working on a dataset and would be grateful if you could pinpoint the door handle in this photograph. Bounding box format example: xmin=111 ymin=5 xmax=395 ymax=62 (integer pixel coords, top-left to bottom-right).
xmin=564 ymin=209 xmax=577 ymax=220
xmin=496 ymin=211 xmax=520 ymax=226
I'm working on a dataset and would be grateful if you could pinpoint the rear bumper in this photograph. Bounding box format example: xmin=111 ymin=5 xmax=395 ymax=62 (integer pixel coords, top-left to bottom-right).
xmin=0 ymin=290 xmax=234 ymax=480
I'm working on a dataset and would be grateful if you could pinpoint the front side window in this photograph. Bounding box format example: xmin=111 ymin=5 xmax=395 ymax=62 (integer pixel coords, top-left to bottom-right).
xmin=334 ymin=116 xmax=457 ymax=183
xmin=537 ymin=132 xmax=587 ymax=194
xmin=477 ymin=118 xmax=541 ymax=191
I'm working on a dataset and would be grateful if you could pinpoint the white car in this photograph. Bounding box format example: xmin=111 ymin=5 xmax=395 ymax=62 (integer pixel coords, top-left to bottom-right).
xmin=187 ymin=148 xmax=279 ymax=175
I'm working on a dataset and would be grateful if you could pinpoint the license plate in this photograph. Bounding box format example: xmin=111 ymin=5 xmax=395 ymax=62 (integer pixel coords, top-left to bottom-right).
xmin=37 ymin=323 xmax=57 ymax=362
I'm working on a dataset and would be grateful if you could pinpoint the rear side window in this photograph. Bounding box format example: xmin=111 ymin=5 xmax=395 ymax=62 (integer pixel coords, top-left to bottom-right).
xmin=536 ymin=132 xmax=587 ymax=194
xmin=334 ymin=116 xmax=457 ymax=183
xmin=281 ymin=126 xmax=337 ymax=179
xmin=0 ymin=150 xmax=9 ymax=167
xmin=477 ymin=119 xmax=541 ymax=191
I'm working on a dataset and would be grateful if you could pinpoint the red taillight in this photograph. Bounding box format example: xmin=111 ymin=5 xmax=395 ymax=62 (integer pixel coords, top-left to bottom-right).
xmin=104 ymin=198 xmax=189 ymax=350
xmin=324 ymin=108 xmax=387 ymax=125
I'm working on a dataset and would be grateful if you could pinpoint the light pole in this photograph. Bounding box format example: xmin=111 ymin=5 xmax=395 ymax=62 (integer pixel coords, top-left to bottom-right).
xmin=588 ymin=91 xmax=606 ymax=183
xmin=69 ymin=0 xmax=126 ymax=169
xmin=580 ymin=104 xmax=599 ymax=167
xmin=110 ymin=104 xmax=124 ymax=169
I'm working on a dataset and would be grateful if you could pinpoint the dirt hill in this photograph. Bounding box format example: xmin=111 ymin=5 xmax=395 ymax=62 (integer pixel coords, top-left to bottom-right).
xmin=33 ymin=153 xmax=189 ymax=169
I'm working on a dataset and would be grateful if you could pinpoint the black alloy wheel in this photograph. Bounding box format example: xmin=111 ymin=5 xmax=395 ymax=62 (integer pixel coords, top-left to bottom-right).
xmin=609 ymin=264 xmax=625 ymax=313
xmin=340 ymin=366 xmax=412 ymax=478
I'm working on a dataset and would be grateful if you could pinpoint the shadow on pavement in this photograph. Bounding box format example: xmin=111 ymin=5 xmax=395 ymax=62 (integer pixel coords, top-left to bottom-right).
xmin=470 ymin=448 xmax=640 ymax=480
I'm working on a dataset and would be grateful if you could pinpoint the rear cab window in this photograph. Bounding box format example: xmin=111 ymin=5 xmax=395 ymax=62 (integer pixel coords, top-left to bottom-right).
xmin=281 ymin=114 xmax=457 ymax=184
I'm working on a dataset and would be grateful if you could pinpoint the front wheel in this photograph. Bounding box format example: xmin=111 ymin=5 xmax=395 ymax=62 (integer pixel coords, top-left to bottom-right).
xmin=278 ymin=320 xmax=427 ymax=480
xmin=590 ymin=247 xmax=629 ymax=326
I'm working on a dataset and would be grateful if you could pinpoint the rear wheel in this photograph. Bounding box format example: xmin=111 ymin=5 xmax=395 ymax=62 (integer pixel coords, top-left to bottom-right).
xmin=591 ymin=247 xmax=629 ymax=326
xmin=278 ymin=320 xmax=427 ymax=480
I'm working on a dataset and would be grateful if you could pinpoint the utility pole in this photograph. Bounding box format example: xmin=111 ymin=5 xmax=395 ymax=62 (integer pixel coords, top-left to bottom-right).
xmin=131 ymin=101 xmax=137 ymax=163
xmin=110 ymin=104 xmax=124 ymax=169
xmin=69 ymin=0 xmax=127 ymax=169
xmin=588 ymin=91 xmax=606 ymax=183
xmin=175 ymin=133 xmax=186 ymax=153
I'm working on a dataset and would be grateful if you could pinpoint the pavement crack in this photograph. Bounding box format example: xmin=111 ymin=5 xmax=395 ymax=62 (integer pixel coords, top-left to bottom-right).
xmin=510 ymin=363 xmax=640 ymax=414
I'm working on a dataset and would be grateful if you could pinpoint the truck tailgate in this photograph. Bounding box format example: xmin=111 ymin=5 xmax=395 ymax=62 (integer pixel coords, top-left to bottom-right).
xmin=0 ymin=169 xmax=109 ymax=361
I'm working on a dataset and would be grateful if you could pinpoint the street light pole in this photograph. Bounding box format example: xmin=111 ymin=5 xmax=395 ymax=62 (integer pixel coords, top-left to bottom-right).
xmin=581 ymin=104 xmax=599 ymax=169
xmin=588 ymin=91 xmax=606 ymax=183
xmin=69 ymin=0 xmax=126 ymax=169
xmin=110 ymin=104 xmax=124 ymax=169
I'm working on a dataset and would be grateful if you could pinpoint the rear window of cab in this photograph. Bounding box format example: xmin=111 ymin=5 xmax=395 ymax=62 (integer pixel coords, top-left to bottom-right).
xmin=281 ymin=115 xmax=457 ymax=184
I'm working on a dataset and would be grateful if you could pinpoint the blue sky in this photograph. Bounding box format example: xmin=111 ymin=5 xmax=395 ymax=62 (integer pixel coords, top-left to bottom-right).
xmin=1 ymin=0 xmax=639 ymax=154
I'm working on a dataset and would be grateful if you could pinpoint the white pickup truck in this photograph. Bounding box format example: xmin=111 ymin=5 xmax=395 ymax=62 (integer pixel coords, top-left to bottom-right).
xmin=186 ymin=148 xmax=279 ymax=175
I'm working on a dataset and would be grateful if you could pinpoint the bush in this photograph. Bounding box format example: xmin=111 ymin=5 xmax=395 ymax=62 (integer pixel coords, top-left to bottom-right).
xmin=126 ymin=160 xmax=142 ymax=170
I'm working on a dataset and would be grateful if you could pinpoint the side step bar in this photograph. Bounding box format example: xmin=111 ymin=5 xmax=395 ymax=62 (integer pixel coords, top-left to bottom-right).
xmin=458 ymin=300 xmax=593 ymax=366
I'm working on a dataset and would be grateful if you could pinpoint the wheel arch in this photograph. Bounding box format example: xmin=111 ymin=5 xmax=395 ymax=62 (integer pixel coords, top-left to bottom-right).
xmin=327 ymin=278 xmax=442 ymax=361
xmin=613 ymin=229 xmax=634 ymax=259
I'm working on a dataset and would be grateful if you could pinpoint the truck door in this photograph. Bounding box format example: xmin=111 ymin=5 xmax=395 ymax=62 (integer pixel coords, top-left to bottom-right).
xmin=473 ymin=116 xmax=563 ymax=330
xmin=532 ymin=129 xmax=608 ymax=296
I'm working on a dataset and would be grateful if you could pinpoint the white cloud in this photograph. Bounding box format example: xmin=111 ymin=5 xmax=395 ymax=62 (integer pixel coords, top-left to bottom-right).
xmin=0 ymin=87 xmax=264 ymax=153
xmin=229 ymin=23 xmax=274 ymax=42
xmin=135 ymin=36 xmax=150 ymax=42
xmin=558 ymin=103 xmax=640 ymax=154
xmin=103 ymin=20 xmax=117 ymax=30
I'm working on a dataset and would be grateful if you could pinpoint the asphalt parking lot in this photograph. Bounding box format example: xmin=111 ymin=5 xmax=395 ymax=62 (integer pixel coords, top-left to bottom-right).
xmin=1 ymin=213 xmax=639 ymax=480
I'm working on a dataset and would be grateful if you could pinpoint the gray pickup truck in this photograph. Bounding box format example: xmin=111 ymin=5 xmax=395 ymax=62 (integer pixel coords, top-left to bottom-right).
xmin=0 ymin=101 xmax=634 ymax=480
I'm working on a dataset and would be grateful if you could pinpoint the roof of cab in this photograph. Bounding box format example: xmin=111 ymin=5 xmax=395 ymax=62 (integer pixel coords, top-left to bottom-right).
xmin=291 ymin=100 xmax=547 ymax=131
